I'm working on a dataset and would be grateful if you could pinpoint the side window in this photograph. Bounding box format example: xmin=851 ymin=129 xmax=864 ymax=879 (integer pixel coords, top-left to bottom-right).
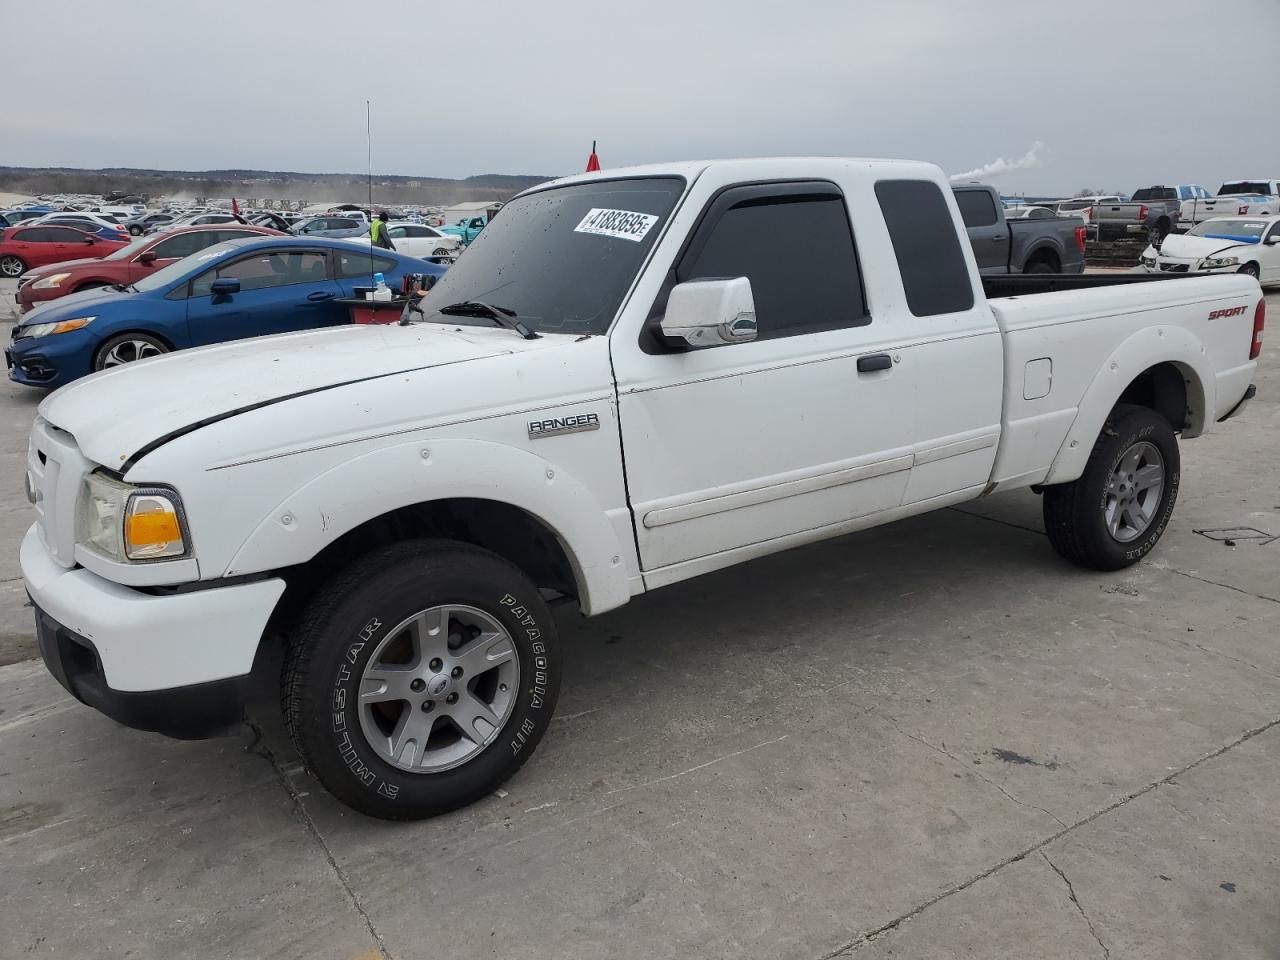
xmin=1267 ymin=222 xmax=1280 ymax=241
xmin=192 ymin=251 xmax=328 ymax=297
xmin=152 ymin=231 xmax=213 ymax=260
xmin=45 ymin=227 xmax=86 ymax=242
xmin=13 ymin=228 xmax=48 ymax=242
xmin=387 ymin=226 xmax=408 ymax=239
xmin=954 ymin=189 xmax=999 ymax=228
xmin=875 ymin=179 xmax=975 ymax=318
xmin=335 ymin=250 xmax=396 ymax=279
xmin=678 ymin=185 xmax=868 ymax=340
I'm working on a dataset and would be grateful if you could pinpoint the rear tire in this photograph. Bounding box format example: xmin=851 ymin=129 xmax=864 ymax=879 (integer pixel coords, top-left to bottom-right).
xmin=1042 ymin=404 xmax=1180 ymax=571
xmin=282 ymin=540 xmax=560 ymax=819
xmin=1024 ymin=259 xmax=1055 ymax=274
xmin=0 ymin=255 xmax=26 ymax=278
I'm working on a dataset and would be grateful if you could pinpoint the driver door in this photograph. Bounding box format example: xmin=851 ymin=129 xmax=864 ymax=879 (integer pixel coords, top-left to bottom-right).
xmin=184 ymin=248 xmax=344 ymax=345
xmin=1264 ymin=222 xmax=1280 ymax=284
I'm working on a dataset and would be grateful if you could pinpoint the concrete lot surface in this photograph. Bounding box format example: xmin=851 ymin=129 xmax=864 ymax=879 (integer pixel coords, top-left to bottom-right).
xmin=0 ymin=279 xmax=1277 ymax=959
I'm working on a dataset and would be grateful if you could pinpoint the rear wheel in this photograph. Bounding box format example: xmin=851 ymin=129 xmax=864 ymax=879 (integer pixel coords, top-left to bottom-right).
xmin=93 ymin=332 xmax=169 ymax=370
xmin=282 ymin=540 xmax=561 ymax=819
xmin=129 ymin=226 xmax=143 ymax=236
xmin=1042 ymin=404 xmax=1180 ymax=570
xmin=0 ymin=255 xmax=26 ymax=278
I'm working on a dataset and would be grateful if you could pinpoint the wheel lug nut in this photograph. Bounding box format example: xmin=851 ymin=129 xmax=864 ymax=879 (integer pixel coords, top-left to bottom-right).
xmin=410 ymin=678 xmax=425 ymax=692
xmin=499 ymin=683 xmax=508 ymax=692
xmin=429 ymin=658 xmax=443 ymax=672
xmin=421 ymin=700 xmax=434 ymax=712
xmin=451 ymin=666 xmax=463 ymax=678
xmin=446 ymin=692 xmax=458 ymax=704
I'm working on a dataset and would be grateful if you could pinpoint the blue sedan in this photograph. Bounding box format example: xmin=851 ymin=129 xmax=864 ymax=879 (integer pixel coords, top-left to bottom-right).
xmin=6 ymin=237 xmax=445 ymax=388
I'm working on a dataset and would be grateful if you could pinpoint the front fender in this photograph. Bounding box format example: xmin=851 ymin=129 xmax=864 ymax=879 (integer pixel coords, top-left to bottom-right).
xmin=1045 ymin=324 xmax=1212 ymax=484
xmin=226 ymin=437 xmax=632 ymax=615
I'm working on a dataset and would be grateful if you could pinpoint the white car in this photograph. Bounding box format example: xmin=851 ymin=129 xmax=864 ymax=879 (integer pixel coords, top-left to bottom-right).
xmin=148 ymin=212 xmax=243 ymax=234
xmin=1004 ymin=205 xmax=1056 ymax=219
xmin=344 ymin=221 xmax=461 ymax=258
xmin=27 ymin=211 xmax=124 ymax=232
xmin=1139 ymin=215 xmax=1280 ymax=286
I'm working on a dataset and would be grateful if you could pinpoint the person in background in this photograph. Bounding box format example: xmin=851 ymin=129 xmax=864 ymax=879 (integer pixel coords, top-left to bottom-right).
xmin=371 ymin=211 xmax=395 ymax=251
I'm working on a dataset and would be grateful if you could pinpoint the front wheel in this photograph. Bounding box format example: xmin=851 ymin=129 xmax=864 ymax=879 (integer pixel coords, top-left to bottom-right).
xmin=1042 ymin=404 xmax=1180 ymax=571
xmin=282 ymin=540 xmax=561 ymax=819
xmin=129 ymin=226 xmax=143 ymax=236
xmin=1147 ymin=225 xmax=1167 ymax=248
xmin=0 ymin=255 xmax=26 ymax=278
xmin=432 ymin=247 xmax=451 ymax=256
xmin=93 ymin=332 xmax=169 ymax=370
xmin=1238 ymin=262 xmax=1260 ymax=280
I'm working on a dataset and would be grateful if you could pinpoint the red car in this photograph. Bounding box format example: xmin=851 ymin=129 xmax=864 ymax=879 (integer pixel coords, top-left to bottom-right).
xmin=14 ymin=224 xmax=284 ymax=313
xmin=0 ymin=225 xmax=128 ymax=281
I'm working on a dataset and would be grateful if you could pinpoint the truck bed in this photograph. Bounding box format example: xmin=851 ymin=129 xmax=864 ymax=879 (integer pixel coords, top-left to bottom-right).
xmin=981 ymin=272 xmax=1189 ymax=299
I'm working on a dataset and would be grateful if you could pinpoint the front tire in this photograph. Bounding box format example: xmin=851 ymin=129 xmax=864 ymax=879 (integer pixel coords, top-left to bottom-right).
xmin=1042 ymin=404 xmax=1180 ymax=571
xmin=282 ymin=540 xmax=561 ymax=819
xmin=1239 ymin=262 xmax=1260 ymax=280
xmin=93 ymin=332 xmax=169 ymax=370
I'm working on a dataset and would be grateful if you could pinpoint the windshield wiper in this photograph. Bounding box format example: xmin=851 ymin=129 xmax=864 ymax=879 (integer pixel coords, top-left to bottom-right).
xmin=419 ymin=300 xmax=539 ymax=340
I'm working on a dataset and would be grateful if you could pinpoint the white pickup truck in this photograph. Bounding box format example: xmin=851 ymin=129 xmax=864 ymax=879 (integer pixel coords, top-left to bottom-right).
xmin=1180 ymin=179 xmax=1280 ymax=231
xmin=22 ymin=158 xmax=1262 ymax=819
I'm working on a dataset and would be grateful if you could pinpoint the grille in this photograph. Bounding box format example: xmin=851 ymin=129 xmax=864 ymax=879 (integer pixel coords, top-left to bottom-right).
xmin=28 ymin=418 xmax=91 ymax=568
xmin=1159 ymin=263 xmax=1190 ymax=273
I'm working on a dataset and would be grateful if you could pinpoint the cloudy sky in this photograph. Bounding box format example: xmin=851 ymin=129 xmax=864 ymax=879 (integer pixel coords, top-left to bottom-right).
xmin=4 ymin=0 xmax=1277 ymax=194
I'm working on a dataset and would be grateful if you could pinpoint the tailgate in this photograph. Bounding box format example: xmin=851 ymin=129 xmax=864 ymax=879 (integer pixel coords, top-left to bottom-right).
xmin=1093 ymin=202 xmax=1141 ymax=223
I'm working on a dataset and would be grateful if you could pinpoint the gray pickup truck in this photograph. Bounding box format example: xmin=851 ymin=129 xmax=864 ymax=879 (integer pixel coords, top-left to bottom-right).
xmin=1090 ymin=186 xmax=1190 ymax=246
xmin=952 ymin=183 xmax=1085 ymax=275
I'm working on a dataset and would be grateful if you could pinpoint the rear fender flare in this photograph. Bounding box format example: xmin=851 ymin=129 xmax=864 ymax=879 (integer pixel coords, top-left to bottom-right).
xmin=1045 ymin=325 xmax=1211 ymax=484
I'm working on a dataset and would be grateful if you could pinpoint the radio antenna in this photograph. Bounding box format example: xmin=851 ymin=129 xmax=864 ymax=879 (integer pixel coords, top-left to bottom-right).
xmin=367 ymin=99 xmax=375 ymax=292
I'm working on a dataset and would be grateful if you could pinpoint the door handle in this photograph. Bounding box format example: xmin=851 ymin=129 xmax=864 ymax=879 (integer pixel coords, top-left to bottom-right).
xmin=857 ymin=353 xmax=892 ymax=373
xmin=306 ymin=291 xmax=336 ymax=302
xmin=992 ymin=234 xmax=1007 ymax=241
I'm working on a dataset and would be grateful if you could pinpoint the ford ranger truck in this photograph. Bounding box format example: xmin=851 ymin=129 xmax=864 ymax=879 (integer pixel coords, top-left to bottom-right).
xmin=22 ymin=158 xmax=1262 ymax=819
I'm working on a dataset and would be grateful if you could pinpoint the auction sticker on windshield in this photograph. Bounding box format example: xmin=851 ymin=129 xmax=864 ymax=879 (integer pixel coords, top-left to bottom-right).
xmin=574 ymin=208 xmax=659 ymax=242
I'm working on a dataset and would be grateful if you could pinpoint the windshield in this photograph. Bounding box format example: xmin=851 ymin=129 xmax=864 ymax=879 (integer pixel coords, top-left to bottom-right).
xmin=420 ymin=177 xmax=684 ymax=336
xmin=1187 ymin=219 xmax=1267 ymax=240
xmin=132 ymin=241 xmax=239 ymax=292
xmin=1219 ymin=181 xmax=1273 ymax=197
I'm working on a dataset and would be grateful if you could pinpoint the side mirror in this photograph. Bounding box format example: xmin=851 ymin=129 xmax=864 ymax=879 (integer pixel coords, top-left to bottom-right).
xmin=84 ymin=236 xmax=96 ymax=244
xmin=210 ymin=277 xmax=241 ymax=297
xmin=136 ymin=250 xmax=157 ymax=265
xmin=659 ymin=277 xmax=758 ymax=348
xmin=1267 ymin=236 xmax=1280 ymax=245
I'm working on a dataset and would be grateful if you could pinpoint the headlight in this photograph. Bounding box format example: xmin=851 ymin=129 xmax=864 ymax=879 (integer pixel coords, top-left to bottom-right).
xmin=23 ymin=316 xmax=95 ymax=338
xmin=1140 ymin=256 xmax=1156 ymax=267
xmin=1200 ymin=256 xmax=1239 ymax=269
xmin=30 ymin=273 xmax=71 ymax=290
xmin=75 ymin=471 xmax=189 ymax=562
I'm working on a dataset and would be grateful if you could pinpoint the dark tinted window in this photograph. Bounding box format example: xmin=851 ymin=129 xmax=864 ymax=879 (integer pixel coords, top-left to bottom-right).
xmin=335 ymin=250 xmax=397 ymax=279
xmin=192 ymin=251 xmax=328 ymax=296
xmin=45 ymin=227 xmax=88 ymax=242
xmin=1131 ymin=187 xmax=1177 ymax=202
xmin=152 ymin=231 xmax=218 ymax=259
xmin=876 ymin=180 xmax=975 ymax=317
xmin=13 ymin=228 xmax=50 ymax=242
xmin=954 ymin=189 xmax=999 ymax=227
xmin=679 ymin=187 xmax=867 ymax=339
xmin=1220 ymin=181 xmax=1273 ymax=196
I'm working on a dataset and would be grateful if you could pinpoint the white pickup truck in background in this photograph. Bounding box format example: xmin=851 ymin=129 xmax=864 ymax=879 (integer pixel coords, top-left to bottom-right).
xmin=21 ymin=157 xmax=1262 ymax=819
xmin=1181 ymin=179 xmax=1280 ymax=231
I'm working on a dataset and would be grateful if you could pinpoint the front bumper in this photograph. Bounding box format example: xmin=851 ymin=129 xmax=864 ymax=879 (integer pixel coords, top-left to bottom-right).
xmin=7 ymin=327 xmax=96 ymax=387
xmin=22 ymin=525 xmax=285 ymax=737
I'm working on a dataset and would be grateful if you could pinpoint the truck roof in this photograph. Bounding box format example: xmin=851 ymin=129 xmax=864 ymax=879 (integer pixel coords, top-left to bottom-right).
xmin=524 ymin=157 xmax=947 ymax=197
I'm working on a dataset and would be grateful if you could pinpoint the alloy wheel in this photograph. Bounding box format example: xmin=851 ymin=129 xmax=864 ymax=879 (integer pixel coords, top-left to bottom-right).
xmin=357 ymin=604 xmax=520 ymax=774
xmin=1104 ymin=440 xmax=1164 ymax=542
xmin=101 ymin=339 xmax=164 ymax=367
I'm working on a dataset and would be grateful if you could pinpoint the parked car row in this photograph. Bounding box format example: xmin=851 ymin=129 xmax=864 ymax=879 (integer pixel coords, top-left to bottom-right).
xmin=6 ymin=237 xmax=445 ymax=387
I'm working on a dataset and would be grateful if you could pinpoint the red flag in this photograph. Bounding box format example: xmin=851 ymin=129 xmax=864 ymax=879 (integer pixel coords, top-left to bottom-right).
xmin=585 ymin=141 xmax=600 ymax=173
xmin=231 ymin=197 xmax=241 ymax=217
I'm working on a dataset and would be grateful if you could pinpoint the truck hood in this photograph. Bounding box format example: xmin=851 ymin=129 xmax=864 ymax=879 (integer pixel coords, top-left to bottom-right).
xmin=38 ymin=323 xmax=544 ymax=469
xmin=1157 ymin=233 xmax=1254 ymax=259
